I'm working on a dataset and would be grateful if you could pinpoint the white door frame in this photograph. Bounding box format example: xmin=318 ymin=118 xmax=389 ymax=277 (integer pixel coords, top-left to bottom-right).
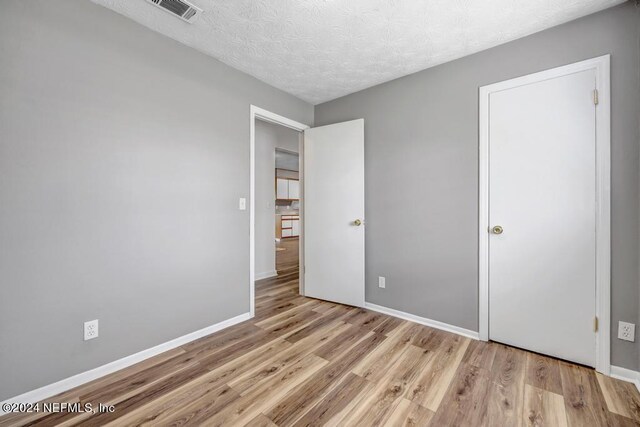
xmin=478 ymin=55 xmax=611 ymax=374
xmin=250 ymin=105 xmax=309 ymax=317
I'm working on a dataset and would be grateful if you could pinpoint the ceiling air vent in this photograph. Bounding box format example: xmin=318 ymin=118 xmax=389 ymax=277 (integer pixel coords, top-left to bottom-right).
xmin=146 ymin=0 xmax=202 ymax=23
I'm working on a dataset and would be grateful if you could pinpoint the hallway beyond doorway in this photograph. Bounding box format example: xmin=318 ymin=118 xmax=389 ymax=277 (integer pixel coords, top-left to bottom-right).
xmin=276 ymin=237 xmax=299 ymax=275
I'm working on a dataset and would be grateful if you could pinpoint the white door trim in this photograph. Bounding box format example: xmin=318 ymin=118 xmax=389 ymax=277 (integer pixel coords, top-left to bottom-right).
xmin=478 ymin=55 xmax=611 ymax=374
xmin=250 ymin=105 xmax=309 ymax=317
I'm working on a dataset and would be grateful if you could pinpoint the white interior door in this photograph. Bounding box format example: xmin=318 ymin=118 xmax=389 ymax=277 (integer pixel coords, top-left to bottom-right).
xmin=488 ymin=69 xmax=597 ymax=366
xmin=304 ymin=119 xmax=364 ymax=307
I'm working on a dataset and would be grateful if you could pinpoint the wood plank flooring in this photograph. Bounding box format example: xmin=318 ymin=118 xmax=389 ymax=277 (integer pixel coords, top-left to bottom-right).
xmin=276 ymin=237 xmax=299 ymax=272
xmin=2 ymin=259 xmax=639 ymax=426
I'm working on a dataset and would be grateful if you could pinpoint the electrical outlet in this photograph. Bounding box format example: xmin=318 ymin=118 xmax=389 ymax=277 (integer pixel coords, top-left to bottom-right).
xmin=378 ymin=276 xmax=386 ymax=289
xmin=618 ymin=321 xmax=635 ymax=342
xmin=84 ymin=319 xmax=99 ymax=341
xmin=238 ymin=198 xmax=247 ymax=211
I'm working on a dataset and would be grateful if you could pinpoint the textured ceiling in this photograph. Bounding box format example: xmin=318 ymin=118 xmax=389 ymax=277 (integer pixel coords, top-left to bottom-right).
xmin=90 ymin=0 xmax=624 ymax=104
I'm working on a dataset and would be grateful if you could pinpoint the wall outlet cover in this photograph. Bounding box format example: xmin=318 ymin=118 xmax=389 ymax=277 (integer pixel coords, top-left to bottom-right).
xmin=239 ymin=198 xmax=247 ymax=210
xmin=84 ymin=319 xmax=99 ymax=341
xmin=618 ymin=321 xmax=635 ymax=342
xmin=378 ymin=276 xmax=386 ymax=289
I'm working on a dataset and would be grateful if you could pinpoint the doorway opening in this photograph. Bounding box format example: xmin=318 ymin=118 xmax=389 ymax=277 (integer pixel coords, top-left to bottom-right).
xmin=250 ymin=106 xmax=309 ymax=317
xmin=250 ymin=105 xmax=365 ymax=317
xmin=275 ymin=148 xmax=300 ymax=275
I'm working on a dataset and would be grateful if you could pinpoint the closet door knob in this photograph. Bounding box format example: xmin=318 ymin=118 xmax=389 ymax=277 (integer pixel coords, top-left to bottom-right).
xmin=491 ymin=225 xmax=504 ymax=235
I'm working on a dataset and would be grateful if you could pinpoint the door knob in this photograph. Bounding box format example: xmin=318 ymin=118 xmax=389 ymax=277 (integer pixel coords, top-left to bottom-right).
xmin=491 ymin=225 xmax=504 ymax=235
xmin=353 ymin=219 xmax=364 ymax=226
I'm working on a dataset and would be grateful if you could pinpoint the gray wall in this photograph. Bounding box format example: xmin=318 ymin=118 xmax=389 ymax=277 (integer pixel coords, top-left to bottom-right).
xmin=0 ymin=0 xmax=312 ymax=400
xmin=315 ymin=3 xmax=640 ymax=370
xmin=255 ymin=120 xmax=299 ymax=277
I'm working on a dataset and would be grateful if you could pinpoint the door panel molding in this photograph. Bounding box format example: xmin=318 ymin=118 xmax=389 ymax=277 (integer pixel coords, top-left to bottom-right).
xmin=478 ymin=55 xmax=610 ymax=374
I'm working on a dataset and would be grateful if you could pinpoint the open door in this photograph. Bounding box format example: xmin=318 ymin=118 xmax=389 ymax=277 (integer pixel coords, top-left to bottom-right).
xmin=303 ymin=119 xmax=365 ymax=307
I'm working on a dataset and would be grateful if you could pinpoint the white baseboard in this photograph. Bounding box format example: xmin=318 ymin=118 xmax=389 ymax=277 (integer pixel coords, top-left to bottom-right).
xmin=610 ymin=365 xmax=640 ymax=393
xmin=255 ymin=270 xmax=278 ymax=280
xmin=0 ymin=312 xmax=251 ymax=414
xmin=364 ymin=302 xmax=479 ymax=340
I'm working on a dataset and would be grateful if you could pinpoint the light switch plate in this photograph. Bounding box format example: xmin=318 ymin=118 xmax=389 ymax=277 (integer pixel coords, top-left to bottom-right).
xmin=378 ymin=276 xmax=386 ymax=288
xmin=239 ymin=198 xmax=246 ymax=210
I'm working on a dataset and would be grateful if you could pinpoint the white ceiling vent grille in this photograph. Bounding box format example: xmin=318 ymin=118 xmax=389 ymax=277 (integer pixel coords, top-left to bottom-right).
xmin=146 ymin=0 xmax=202 ymax=23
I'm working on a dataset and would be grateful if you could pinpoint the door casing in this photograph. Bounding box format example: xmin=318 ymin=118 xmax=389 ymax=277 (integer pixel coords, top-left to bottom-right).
xmin=478 ymin=55 xmax=611 ymax=374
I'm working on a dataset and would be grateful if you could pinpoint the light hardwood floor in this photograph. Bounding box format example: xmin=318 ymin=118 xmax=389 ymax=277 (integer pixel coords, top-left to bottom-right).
xmin=2 ymin=254 xmax=639 ymax=426
xmin=276 ymin=237 xmax=299 ymax=272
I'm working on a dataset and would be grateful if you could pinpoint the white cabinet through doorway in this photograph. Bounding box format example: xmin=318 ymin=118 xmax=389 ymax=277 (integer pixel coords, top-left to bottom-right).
xmin=276 ymin=178 xmax=299 ymax=200
xmin=288 ymin=180 xmax=300 ymax=199
xmin=276 ymin=178 xmax=289 ymax=199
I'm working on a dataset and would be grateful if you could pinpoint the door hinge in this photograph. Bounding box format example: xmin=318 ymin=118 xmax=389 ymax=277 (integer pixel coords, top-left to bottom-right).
xmin=593 ymin=89 xmax=599 ymax=105
xmin=594 ymin=316 xmax=599 ymax=332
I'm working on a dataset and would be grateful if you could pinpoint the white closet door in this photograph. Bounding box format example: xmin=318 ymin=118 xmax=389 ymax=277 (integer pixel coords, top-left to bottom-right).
xmin=488 ymin=69 xmax=597 ymax=366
